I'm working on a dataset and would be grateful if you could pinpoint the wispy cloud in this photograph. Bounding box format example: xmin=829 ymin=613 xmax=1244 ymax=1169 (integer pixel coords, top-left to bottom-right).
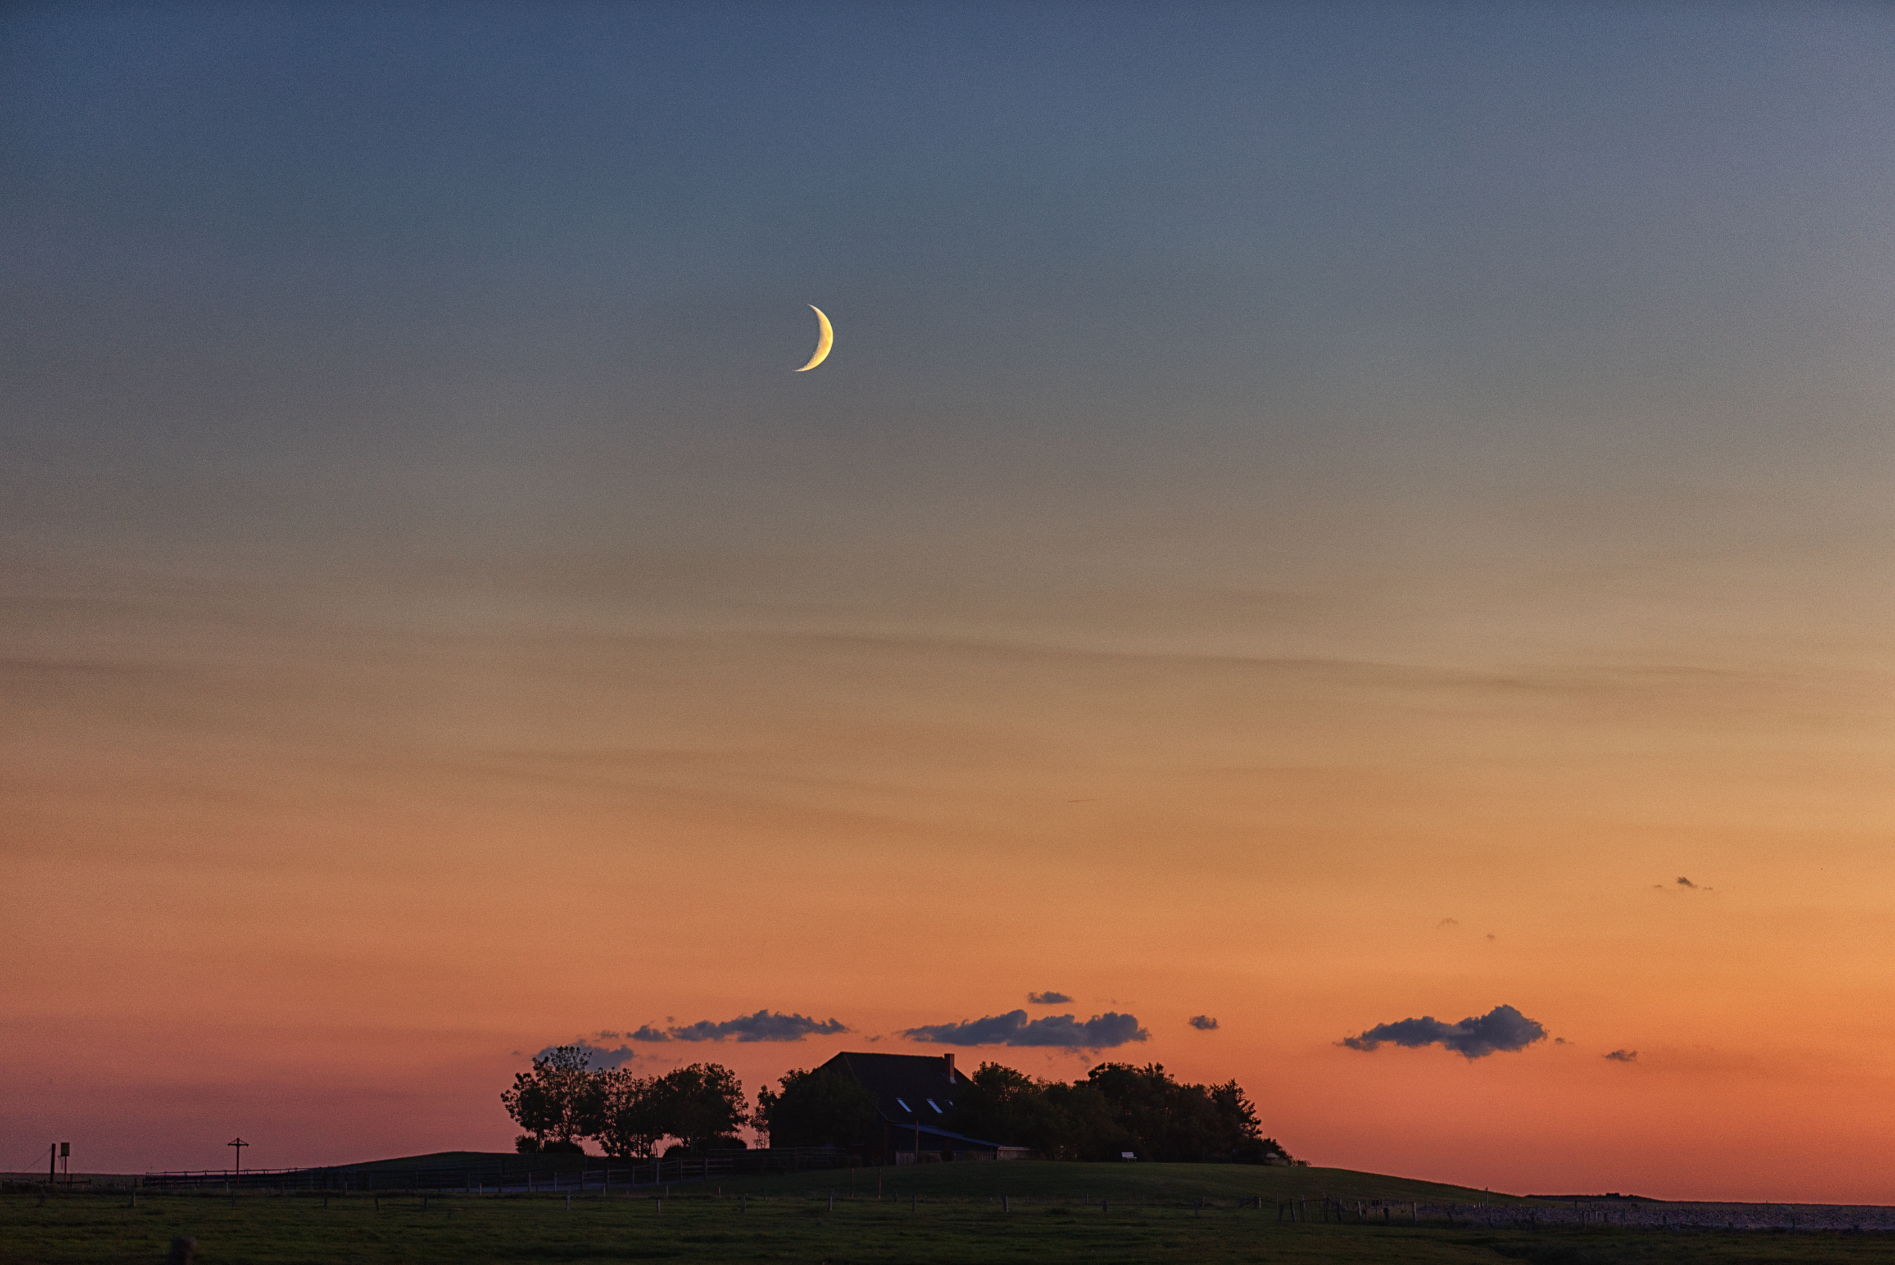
xmin=629 ymin=1010 xmax=848 ymax=1043
xmin=1341 ymin=1004 xmax=1546 ymax=1060
xmin=1604 ymin=1049 xmax=1638 ymax=1063
xmin=903 ymin=1010 xmax=1148 ymax=1049
xmin=1188 ymin=1015 xmax=1219 ymax=1031
xmin=1027 ymin=991 xmax=1072 ymax=1005
xmin=534 ymin=1039 xmax=637 ymax=1070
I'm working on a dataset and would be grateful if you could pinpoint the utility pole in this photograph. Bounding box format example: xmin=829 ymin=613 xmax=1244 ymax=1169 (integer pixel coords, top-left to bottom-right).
xmin=228 ymin=1138 xmax=248 ymax=1180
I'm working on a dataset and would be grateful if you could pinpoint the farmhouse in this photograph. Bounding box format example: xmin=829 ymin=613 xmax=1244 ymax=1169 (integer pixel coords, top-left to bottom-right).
xmin=818 ymin=1051 xmax=1030 ymax=1163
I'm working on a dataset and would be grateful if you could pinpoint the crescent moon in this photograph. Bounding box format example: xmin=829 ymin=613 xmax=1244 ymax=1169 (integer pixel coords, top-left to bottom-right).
xmin=794 ymin=305 xmax=833 ymax=372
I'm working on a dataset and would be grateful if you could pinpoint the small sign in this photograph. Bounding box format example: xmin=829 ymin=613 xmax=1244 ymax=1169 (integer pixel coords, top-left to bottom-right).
xmin=59 ymin=1143 xmax=69 ymax=1158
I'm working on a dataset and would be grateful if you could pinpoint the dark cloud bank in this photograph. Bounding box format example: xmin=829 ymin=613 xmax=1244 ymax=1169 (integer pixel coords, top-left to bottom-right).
xmin=903 ymin=1010 xmax=1147 ymax=1049
xmin=1341 ymin=1004 xmax=1545 ymax=1059
xmin=631 ymin=1010 xmax=848 ymax=1043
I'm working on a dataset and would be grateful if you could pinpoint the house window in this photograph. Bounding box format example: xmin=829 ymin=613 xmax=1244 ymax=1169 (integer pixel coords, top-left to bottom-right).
xmin=927 ymin=1099 xmax=942 ymax=1113
xmin=895 ymin=1098 xmax=911 ymax=1114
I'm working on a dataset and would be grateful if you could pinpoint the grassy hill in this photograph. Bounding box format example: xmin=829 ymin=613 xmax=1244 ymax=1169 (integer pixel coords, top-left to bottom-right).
xmin=5 ymin=1165 xmax=1885 ymax=1265
xmin=714 ymin=1158 xmax=1527 ymax=1206
xmin=332 ymin=1150 xmax=516 ymax=1172
xmin=313 ymin=1152 xmax=1527 ymax=1205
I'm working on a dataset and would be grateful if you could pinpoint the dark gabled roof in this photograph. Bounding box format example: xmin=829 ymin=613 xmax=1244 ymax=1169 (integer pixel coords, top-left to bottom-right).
xmin=820 ymin=1051 xmax=970 ymax=1126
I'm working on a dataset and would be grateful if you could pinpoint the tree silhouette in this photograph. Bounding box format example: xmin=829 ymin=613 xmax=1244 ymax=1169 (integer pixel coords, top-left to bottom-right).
xmin=756 ymin=1063 xmax=879 ymax=1149
xmin=501 ymin=1045 xmax=604 ymax=1151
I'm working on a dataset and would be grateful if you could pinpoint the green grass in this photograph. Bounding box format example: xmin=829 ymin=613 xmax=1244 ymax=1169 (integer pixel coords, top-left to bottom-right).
xmin=4 ymin=1166 xmax=1891 ymax=1265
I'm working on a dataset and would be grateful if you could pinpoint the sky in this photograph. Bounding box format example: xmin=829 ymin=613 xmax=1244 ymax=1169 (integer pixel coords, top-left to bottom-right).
xmin=4 ymin=0 xmax=1894 ymax=1201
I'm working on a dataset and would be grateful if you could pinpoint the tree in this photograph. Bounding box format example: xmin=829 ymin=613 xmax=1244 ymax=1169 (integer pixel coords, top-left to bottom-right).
xmin=1083 ymin=1062 xmax=1249 ymax=1162
xmin=949 ymin=1062 xmax=1110 ymax=1160
xmin=1208 ymin=1079 xmax=1269 ymax=1157
xmin=756 ymin=1064 xmax=879 ymax=1150
xmin=648 ymin=1063 xmax=750 ymax=1152
xmin=1038 ymin=1080 xmax=1129 ymax=1161
xmin=501 ymin=1045 xmax=604 ymax=1151
xmin=945 ymin=1061 xmax=1288 ymax=1162
xmin=592 ymin=1068 xmax=663 ymax=1159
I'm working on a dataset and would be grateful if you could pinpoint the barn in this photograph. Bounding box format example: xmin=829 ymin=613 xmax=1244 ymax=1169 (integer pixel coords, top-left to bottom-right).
xmin=818 ymin=1051 xmax=1031 ymax=1163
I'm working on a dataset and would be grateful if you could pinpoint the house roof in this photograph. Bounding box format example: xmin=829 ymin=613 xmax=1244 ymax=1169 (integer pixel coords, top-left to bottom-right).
xmin=906 ymin=1124 xmax=1005 ymax=1149
xmin=819 ymin=1051 xmax=971 ymax=1126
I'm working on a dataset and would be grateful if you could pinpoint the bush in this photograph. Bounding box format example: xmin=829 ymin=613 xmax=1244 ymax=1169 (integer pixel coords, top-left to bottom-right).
xmin=663 ymin=1136 xmax=747 ymax=1156
xmin=514 ymin=1136 xmax=584 ymax=1155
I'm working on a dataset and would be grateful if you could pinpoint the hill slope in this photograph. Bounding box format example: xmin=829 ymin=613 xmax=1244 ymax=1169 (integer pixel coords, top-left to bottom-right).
xmin=712 ymin=1160 xmax=1525 ymax=1206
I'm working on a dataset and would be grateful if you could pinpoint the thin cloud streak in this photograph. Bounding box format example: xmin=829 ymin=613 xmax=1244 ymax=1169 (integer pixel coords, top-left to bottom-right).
xmin=903 ymin=1010 xmax=1148 ymax=1049
xmin=630 ymin=1011 xmax=848 ymax=1043
xmin=1341 ymin=1005 xmax=1546 ymax=1059
xmin=533 ymin=1039 xmax=636 ymax=1070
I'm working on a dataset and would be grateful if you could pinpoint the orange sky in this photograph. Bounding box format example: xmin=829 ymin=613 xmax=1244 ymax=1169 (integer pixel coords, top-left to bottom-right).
xmin=7 ymin=511 xmax=1893 ymax=1198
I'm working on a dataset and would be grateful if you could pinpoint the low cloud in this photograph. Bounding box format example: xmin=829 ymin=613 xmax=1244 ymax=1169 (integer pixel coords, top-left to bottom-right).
xmin=1341 ymin=1004 xmax=1546 ymax=1060
xmin=631 ymin=1010 xmax=849 ymax=1043
xmin=1188 ymin=1015 xmax=1219 ymax=1031
xmin=1676 ymin=876 xmax=1696 ymax=889
xmin=1604 ymin=1049 xmax=1638 ymax=1062
xmin=903 ymin=1010 xmax=1148 ymax=1049
xmin=534 ymin=1039 xmax=637 ymax=1070
xmin=1027 ymin=991 xmax=1073 ymax=1005
xmin=1437 ymin=918 xmax=1459 ymax=930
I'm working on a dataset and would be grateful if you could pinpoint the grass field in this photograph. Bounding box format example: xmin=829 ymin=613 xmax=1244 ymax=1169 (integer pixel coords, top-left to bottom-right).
xmin=5 ymin=1163 xmax=1892 ymax=1264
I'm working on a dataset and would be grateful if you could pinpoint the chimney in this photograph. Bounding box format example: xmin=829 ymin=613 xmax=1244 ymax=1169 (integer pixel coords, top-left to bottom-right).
xmin=943 ymin=1052 xmax=956 ymax=1081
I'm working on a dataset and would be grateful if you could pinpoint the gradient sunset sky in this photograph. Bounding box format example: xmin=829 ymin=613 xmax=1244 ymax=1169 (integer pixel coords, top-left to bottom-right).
xmin=6 ymin=2 xmax=1895 ymax=1201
